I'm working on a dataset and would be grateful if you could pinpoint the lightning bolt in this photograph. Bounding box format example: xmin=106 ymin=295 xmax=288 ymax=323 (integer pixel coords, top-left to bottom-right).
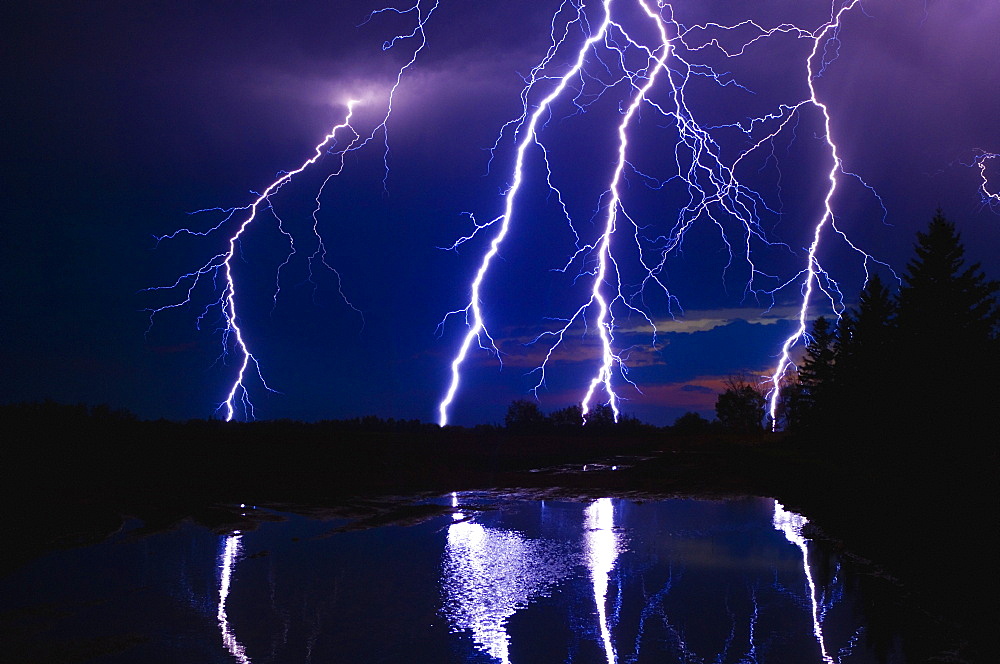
xmin=578 ymin=0 xmax=673 ymax=424
xmin=766 ymin=0 xmax=876 ymax=427
xmin=145 ymin=104 xmax=361 ymax=421
xmin=146 ymin=2 xmax=439 ymax=420
xmin=148 ymin=1 xmax=990 ymax=427
xmin=439 ymin=0 xmax=676 ymax=425
xmin=974 ymin=151 xmax=1000 ymax=210
xmin=436 ymin=0 xmax=616 ymax=427
xmin=437 ymin=0 xmax=889 ymax=427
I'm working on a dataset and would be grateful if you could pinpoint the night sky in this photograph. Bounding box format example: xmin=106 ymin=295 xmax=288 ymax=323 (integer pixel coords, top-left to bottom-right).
xmin=3 ymin=0 xmax=998 ymax=426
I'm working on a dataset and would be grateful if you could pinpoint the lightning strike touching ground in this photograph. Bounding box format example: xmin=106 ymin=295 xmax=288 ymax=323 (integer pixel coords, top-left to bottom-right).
xmin=438 ymin=0 xmax=887 ymax=427
xmin=145 ymin=104 xmax=362 ymax=421
xmin=146 ymin=2 xmax=439 ymax=420
xmin=437 ymin=0 xmax=617 ymax=426
xmin=145 ymin=1 xmax=994 ymax=426
xmin=578 ymin=0 xmax=672 ymax=424
xmin=765 ymin=0 xmax=867 ymax=427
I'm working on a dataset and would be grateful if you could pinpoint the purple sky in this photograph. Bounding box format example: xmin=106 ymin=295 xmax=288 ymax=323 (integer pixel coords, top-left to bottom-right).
xmin=3 ymin=0 xmax=998 ymax=425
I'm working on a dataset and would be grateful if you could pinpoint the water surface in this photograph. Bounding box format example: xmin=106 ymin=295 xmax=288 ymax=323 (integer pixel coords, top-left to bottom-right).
xmin=3 ymin=494 xmax=901 ymax=663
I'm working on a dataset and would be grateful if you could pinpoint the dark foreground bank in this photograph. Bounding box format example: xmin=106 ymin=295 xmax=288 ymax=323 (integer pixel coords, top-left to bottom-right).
xmin=3 ymin=409 xmax=996 ymax=662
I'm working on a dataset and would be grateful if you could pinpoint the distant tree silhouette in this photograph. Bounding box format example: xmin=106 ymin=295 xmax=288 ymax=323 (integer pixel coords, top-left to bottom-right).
xmin=504 ymin=399 xmax=640 ymax=433
xmin=549 ymin=404 xmax=584 ymax=428
xmin=715 ymin=374 xmax=765 ymax=434
xmin=672 ymin=411 xmax=711 ymax=434
xmin=504 ymin=399 xmax=547 ymax=431
xmin=584 ymin=403 xmax=617 ymax=428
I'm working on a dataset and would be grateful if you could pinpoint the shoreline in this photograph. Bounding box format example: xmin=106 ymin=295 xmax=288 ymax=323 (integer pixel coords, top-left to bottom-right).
xmin=5 ymin=418 xmax=994 ymax=662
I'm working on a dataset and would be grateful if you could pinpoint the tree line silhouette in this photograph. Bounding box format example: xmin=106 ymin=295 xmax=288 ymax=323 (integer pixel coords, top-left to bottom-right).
xmin=6 ymin=211 xmax=995 ymax=449
xmin=708 ymin=211 xmax=999 ymax=451
xmin=3 ymin=214 xmax=994 ymax=662
xmin=775 ymin=211 xmax=998 ymax=454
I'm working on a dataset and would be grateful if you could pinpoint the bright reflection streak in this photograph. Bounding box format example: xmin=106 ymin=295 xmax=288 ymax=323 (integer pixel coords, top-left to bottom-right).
xmin=218 ymin=533 xmax=252 ymax=664
xmin=442 ymin=507 xmax=575 ymax=663
xmin=585 ymin=498 xmax=619 ymax=664
xmin=773 ymin=501 xmax=833 ymax=664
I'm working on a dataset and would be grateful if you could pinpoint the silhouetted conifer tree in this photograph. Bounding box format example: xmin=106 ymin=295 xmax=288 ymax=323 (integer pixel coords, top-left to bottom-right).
xmin=896 ymin=212 xmax=999 ymax=342
xmin=836 ymin=273 xmax=897 ymax=433
xmin=788 ymin=212 xmax=998 ymax=445
xmin=892 ymin=212 xmax=999 ymax=438
xmin=797 ymin=316 xmax=838 ymax=421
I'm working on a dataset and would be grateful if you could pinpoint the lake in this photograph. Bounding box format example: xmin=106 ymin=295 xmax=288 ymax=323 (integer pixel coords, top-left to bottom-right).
xmin=3 ymin=493 xmax=904 ymax=663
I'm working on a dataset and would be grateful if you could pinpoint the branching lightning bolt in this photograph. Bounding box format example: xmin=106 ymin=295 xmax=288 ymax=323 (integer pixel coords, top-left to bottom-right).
xmin=148 ymin=0 xmax=991 ymax=426
xmin=765 ymin=0 xmax=873 ymax=427
xmin=146 ymin=1 xmax=439 ymax=421
xmin=577 ymin=0 xmax=672 ymax=424
xmin=437 ymin=0 xmax=617 ymax=427
xmin=145 ymin=105 xmax=361 ymax=421
xmin=437 ymin=0 xmax=890 ymax=427
xmin=974 ymin=151 xmax=1000 ymax=211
